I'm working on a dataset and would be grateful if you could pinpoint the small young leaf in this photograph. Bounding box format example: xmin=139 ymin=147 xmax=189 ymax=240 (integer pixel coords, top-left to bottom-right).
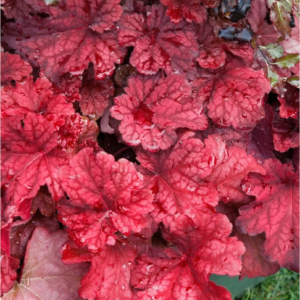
xmin=266 ymin=65 xmax=278 ymax=87
xmin=265 ymin=65 xmax=285 ymax=95
xmin=287 ymin=75 xmax=300 ymax=88
xmin=261 ymin=43 xmax=285 ymax=59
xmin=288 ymin=0 xmax=300 ymax=17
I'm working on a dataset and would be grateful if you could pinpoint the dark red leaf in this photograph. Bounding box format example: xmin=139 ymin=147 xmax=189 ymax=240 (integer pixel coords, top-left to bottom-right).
xmin=248 ymin=104 xmax=275 ymax=162
xmin=278 ymin=83 xmax=299 ymax=119
xmin=236 ymin=159 xmax=299 ymax=272
xmin=2 ymin=0 xmax=126 ymax=82
xmin=248 ymin=0 xmax=280 ymax=45
xmin=234 ymin=230 xmax=280 ymax=279
xmin=272 ymin=112 xmax=299 ymax=153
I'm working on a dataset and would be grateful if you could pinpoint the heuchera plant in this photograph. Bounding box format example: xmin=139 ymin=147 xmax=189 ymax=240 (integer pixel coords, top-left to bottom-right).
xmin=1 ymin=0 xmax=299 ymax=299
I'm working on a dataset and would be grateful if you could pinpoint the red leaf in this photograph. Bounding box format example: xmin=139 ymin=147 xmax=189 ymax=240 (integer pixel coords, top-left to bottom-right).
xmin=58 ymin=148 xmax=153 ymax=252
xmin=57 ymin=201 xmax=118 ymax=252
xmin=10 ymin=188 xmax=56 ymax=222
xmin=1 ymin=52 xmax=32 ymax=85
xmin=1 ymin=75 xmax=74 ymax=119
xmin=160 ymin=0 xmax=207 ymax=24
xmin=1 ymin=1 xmax=298 ymax=295
xmin=117 ymin=4 xmax=199 ymax=75
xmin=136 ymin=134 xmax=219 ymax=230
xmin=111 ymin=74 xmax=207 ymax=151
xmin=206 ymin=67 xmax=271 ymax=129
xmin=272 ymin=112 xmax=299 ymax=153
xmin=0 ymin=221 xmax=19 ymax=296
xmin=100 ymin=99 xmax=116 ymax=134
xmin=78 ymin=243 xmax=136 ymax=300
xmin=1 ymin=222 xmax=11 ymax=256
xmin=223 ymin=43 xmax=254 ymax=64
xmin=79 ymin=77 xmax=114 ymax=120
xmin=30 ymin=188 xmax=56 ymax=218
xmin=61 ymin=238 xmax=139 ymax=299
xmin=1 ymin=113 xmax=67 ymax=204
xmin=201 ymin=0 xmax=220 ymax=7
xmin=62 ymin=240 xmax=92 ymax=264
xmin=202 ymin=125 xmax=249 ymax=149
xmin=2 ymin=227 xmax=89 ymax=300
xmin=236 ymin=159 xmax=299 ymax=272
xmin=131 ymin=214 xmax=245 ymax=300
xmin=206 ymin=145 xmax=266 ymax=203
xmin=56 ymin=114 xmax=87 ymax=151
xmin=215 ymin=199 xmax=277 ymax=280
xmin=137 ymin=133 xmax=265 ymax=228
xmin=278 ymin=83 xmax=299 ymax=119
xmin=247 ymin=0 xmax=267 ymax=34
xmin=196 ymin=23 xmax=254 ymax=69
xmin=122 ymin=0 xmax=145 ymax=13
xmin=55 ymin=73 xmax=83 ymax=102
xmin=2 ymin=0 xmax=40 ymax=19
xmin=247 ymin=104 xmax=275 ymax=162
xmin=2 ymin=0 xmax=126 ymax=82
xmin=197 ymin=46 xmax=227 ymax=69
xmin=192 ymin=58 xmax=271 ymax=129
xmin=248 ymin=0 xmax=280 ymax=45
xmin=234 ymin=231 xmax=280 ymax=279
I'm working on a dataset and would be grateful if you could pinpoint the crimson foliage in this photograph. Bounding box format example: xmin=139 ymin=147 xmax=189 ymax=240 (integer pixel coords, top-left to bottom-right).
xmin=1 ymin=0 xmax=299 ymax=299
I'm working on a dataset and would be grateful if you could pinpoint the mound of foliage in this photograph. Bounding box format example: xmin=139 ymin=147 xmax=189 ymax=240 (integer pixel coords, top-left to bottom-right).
xmin=1 ymin=0 xmax=299 ymax=299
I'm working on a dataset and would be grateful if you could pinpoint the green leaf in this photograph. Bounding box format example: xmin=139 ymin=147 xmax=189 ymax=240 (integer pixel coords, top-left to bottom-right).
xmin=275 ymin=54 xmax=300 ymax=68
xmin=287 ymin=0 xmax=300 ymax=18
xmin=261 ymin=44 xmax=285 ymax=59
xmin=266 ymin=65 xmax=280 ymax=88
xmin=270 ymin=1 xmax=292 ymax=39
xmin=287 ymin=75 xmax=300 ymax=88
xmin=265 ymin=65 xmax=286 ymax=96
